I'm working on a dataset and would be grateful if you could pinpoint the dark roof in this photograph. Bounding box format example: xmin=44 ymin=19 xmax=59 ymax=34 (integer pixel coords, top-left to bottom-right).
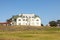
xmin=11 ymin=14 xmax=40 ymax=19
xmin=34 ymin=15 xmax=40 ymax=18
xmin=12 ymin=15 xmax=22 ymax=19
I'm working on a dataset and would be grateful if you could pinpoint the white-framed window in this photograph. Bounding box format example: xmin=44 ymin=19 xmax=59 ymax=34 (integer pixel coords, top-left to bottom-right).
xmin=36 ymin=19 xmax=39 ymax=21
xmin=32 ymin=16 xmax=34 ymax=18
xmin=23 ymin=16 xmax=25 ymax=18
xmin=26 ymin=19 xmax=28 ymax=21
xmin=29 ymin=16 xmax=31 ymax=18
xmin=23 ymin=19 xmax=25 ymax=21
xmin=19 ymin=19 xmax=21 ymax=21
xmin=26 ymin=16 xmax=28 ymax=18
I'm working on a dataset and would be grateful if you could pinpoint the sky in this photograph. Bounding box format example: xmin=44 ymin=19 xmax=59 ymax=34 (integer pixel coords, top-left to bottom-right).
xmin=0 ymin=0 xmax=60 ymax=25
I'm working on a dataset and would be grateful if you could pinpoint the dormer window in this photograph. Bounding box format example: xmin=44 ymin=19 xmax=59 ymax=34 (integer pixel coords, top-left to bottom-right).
xmin=36 ymin=19 xmax=39 ymax=21
xmin=23 ymin=16 xmax=25 ymax=18
xmin=19 ymin=19 xmax=21 ymax=21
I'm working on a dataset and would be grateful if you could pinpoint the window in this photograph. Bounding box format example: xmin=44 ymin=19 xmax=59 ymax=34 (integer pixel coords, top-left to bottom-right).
xmin=36 ymin=19 xmax=39 ymax=21
xmin=29 ymin=16 xmax=31 ymax=18
xmin=26 ymin=19 xmax=28 ymax=21
xmin=23 ymin=16 xmax=25 ymax=18
xmin=19 ymin=19 xmax=21 ymax=21
xmin=14 ymin=19 xmax=16 ymax=22
xmin=32 ymin=16 xmax=34 ymax=18
xmin=23 ymin=19 xmax=25 ymax=21
xmin=26 ymin=16 xmax=28 ymax=18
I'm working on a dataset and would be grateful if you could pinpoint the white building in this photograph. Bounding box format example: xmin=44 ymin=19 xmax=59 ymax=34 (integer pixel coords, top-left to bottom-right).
xmin=10 ymin=14 xmax=41 ymax=26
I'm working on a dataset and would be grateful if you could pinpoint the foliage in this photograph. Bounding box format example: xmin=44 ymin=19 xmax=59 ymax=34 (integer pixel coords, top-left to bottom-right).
xmin=49 ymin=20 xmax=60 ymax=27
xmin=49 ymin=21 xmax=57 ymax=27
xmin=57 ymin=20 xmax=60 ymax=26
xmin=41 ymin=24 xmax=44 ymax=26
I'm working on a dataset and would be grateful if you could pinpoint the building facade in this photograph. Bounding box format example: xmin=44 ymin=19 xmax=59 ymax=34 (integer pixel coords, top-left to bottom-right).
xmin=10 ymin=14 xmax=41 ymax=26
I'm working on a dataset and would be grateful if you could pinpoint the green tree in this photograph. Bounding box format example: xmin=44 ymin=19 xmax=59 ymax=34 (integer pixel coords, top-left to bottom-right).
xmin=41 ymin=24 xmax=44 ymax=26
xmin=7 ymin=18 xmax=12 ymax=22
xmin=57 ymin=20 xmax=60 ymax=26
xmin=49 ymin=21 xmax=57 ymax=27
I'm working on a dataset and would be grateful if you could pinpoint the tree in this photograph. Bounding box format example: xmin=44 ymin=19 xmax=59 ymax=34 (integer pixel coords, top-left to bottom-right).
xmin=49 ymin=21 xmax=57 ymax=27
xmin=41 ymin=24 xmax=44 ymax=26
xmin=6 ymin=18 xmax=12 ymax=23
xmin=57 ymin=20 xmax=60 ymax=26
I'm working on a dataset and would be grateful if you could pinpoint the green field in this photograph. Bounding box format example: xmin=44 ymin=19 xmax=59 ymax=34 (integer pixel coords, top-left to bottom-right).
xmin=0 ymin=26 xmax=60 ymax=40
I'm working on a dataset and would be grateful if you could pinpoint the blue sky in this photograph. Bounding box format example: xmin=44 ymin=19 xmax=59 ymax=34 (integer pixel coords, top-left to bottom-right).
xmin=0 ymin=0 xmax=60 ymax=25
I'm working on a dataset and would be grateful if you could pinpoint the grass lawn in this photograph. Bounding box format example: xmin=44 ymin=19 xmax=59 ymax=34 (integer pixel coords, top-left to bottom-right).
xmin=0 ymin=26 xmax=60 ymax=40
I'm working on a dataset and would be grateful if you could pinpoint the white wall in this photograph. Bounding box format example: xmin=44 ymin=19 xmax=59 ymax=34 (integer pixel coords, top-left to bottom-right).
xmin=12 ymin=14 xmax=41 ymax=26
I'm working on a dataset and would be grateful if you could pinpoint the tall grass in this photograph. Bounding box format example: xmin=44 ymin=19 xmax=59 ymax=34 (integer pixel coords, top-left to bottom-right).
xmin=0 ymin=25 xmax=60 ymax=40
